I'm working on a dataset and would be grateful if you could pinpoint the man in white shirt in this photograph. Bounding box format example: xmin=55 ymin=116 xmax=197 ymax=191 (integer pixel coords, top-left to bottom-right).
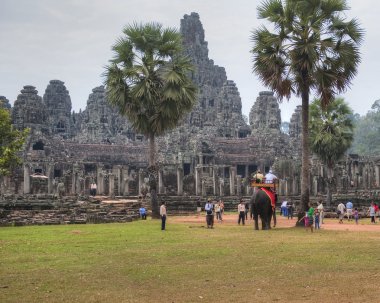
xmin=337 ymin=202 xmax=345 ymax=224
xmin=265 ymin=170 xmax=278 ymax=183
xmin=205 ymin=199 xmax=214 ymax=229
xmin=238 ymin=199 xmax=246 ymax=225
xmin=317 ymin=201 xmax=324 ymax=224
xmin=160 ymin=201 xmax=167 ymax=230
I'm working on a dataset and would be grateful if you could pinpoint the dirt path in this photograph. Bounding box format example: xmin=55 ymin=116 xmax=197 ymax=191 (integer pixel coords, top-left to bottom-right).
xmin=170 ymin=213 xmax=380 ymax=232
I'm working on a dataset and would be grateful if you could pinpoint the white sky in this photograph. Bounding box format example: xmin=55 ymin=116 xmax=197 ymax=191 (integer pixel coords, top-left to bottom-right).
xmin=0 ymin=0 xmax=378 ymax=122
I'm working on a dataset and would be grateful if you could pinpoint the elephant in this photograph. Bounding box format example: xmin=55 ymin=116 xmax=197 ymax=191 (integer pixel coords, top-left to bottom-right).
xmin=250 ymin=189 xmax=276 ymax=230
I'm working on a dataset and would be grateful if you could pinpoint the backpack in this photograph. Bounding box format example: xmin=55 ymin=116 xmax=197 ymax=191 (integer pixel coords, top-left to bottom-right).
xmin=206 ymin=203 xmax=213 ymax=215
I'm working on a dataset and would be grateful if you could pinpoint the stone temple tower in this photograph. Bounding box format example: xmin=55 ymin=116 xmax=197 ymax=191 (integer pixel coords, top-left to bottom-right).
xmin=249 ymin=91 xmax=281 ymax=133
xmin=12 ymin=85 xmax=47 ymax=132
xmin=43 ymin=80 xmax=72 ymax=138
xmin=179 ymin=12 xmax=247 ymax=137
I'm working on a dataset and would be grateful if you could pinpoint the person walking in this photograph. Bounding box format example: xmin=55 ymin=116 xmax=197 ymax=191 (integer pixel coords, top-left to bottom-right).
xmin=354 ymin=207 xmax=359 ymax=225
xmin=314 ymin=209 xmax=320 ymax=230
xmin=219 ymin=199 xmax=224 ymax=221
xmin=196 ymin=198 xmax=202 ymax=217
xmin=346 ymin=200 xmax=353 ymax=221
xmin=160 ymin=201 xmax=167 ymax=230
xmin=205 ymin=199 xmax=214 ymax=229
xmin=238 ymin=199 xmax=245 ymax=225
xmin=317 ymin=200 xmax=324 ymax=224
xmin=337 ymin=202 xmax=345 ymax=224
xmin=215 ymin=201 xmax=221 ymax=222
xmin=287 ymin=202 xmax=294 ymax=220
xmin=139 ymin=206 xmax=147 ymax=220
xmin=245 ymin=202 xmax=249 ymax=220
xmin=369 ymin=202 xmax=376 ymax=224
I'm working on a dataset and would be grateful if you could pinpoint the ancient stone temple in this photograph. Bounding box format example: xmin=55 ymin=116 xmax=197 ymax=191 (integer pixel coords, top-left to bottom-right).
xmin=1 ymin=12 xmax=380 ymax=226
xmin=0 ymin=96 xmax=11 ymax=109
xmin=43 ymin=80 xmax=73 ymax=138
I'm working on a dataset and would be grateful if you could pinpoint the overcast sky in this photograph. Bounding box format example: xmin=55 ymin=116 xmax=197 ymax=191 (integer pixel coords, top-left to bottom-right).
xmin=0 ymin=0 xmax=378 ymax=122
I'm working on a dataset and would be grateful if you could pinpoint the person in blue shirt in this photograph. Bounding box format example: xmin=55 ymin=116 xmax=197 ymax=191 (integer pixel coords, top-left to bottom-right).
xmin=139 ymin=207 xmax=147 ymax=220
xmin=346 ymin=201 xmax=353 ymax=221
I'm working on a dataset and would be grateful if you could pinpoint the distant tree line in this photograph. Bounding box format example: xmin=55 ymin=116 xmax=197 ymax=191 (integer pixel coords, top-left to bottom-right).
xmin=349 ymin=100 xmax=380 ymax=156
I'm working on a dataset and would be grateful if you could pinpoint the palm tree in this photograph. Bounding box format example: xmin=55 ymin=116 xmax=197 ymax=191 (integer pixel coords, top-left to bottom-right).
xmin=310 ymin=98 xmax=354 ymax=206
xmin=251 ymin=0 xmax=363 ymax=211
xmin=104 ymin=23 xmax=197 ymax=217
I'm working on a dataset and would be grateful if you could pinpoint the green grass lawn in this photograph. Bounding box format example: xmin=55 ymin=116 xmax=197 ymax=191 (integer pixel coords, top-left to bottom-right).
xmin=1 ymin=218 xmax=380 ymax=303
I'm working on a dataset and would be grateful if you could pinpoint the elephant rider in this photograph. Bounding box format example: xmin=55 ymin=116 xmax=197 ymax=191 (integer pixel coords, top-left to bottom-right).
xmin=264 ymin=169 xmax=278 ymax=184
xmin=252 ymin=169 xmax=264 ymax=183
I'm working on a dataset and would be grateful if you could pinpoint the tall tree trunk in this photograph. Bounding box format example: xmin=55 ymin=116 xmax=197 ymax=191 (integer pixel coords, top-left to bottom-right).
xmin=300 ymin=90 xmax=310 ymax=212
xmin=326 ymin=165 xmax=333 ymax=207
xmin=148 ymin=134 xmax=159 ymax=218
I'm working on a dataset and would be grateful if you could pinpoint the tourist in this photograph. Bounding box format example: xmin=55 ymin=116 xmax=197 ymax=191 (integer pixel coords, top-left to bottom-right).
xmin=90 ymin=182 xmax=97 ymax=196
xmin=307 ymin=203 xmax=315 ymax=232
xmin=238 ymin=199 xmax=245 ymax=225
xmin=375 ymin=203 xmax=379 ymax=221
xmin=281 ymin=200 xmax=288 ymax=217
xmin=264 ymin=169 xmax=277 ymax=183
xmin=369 ymin=202 xmax=376 ymax=224
xmin=354 ymin=207 xmax=359 ymax=225
xmin=252 ymin=169 xmax=264 ymax=183
xmin=346 ymin=200 xmax=353 ymax=221
xmin=314 ymin=209 xmax=320 ymax=230
xmin=317 ymin=200 xmax=324 ymax=224
xmin=160 ymin=201 xmax=167 ymax=230
xmin=196 ymin=198 xmax=202 ymax=217
xmin=215 ymin=201 xmax=221 ymax=222
xmin=205 ymin=198 xmax=214 ymax=228
xmin=287 ymin=201 xmax=294 ymax=220
xmin=245 ymin=202 xmax=249 ymax=220
xmin=139 ymin=206 xmax=147 ymax=220
xmin=219 ymin=198 xmax=224 ymax=221
xmin=337 ymin=202 xmax=345 ymax=224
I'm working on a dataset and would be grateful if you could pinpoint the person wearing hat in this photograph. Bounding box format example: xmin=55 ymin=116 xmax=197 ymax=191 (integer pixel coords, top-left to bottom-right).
xmin=204 ymin=198 xmax=214 ymax=228
xmin=252 ymin=169 xmax=264 ymax=183
xmin=238 ymin=198 xmax=246 ymax=225
xmin=265 ymin=169 xmax=278 ymax=183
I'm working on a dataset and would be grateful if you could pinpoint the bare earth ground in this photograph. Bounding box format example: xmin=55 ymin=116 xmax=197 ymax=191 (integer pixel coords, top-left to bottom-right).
xmin=171 ymin=213 xmax=380 ymax=232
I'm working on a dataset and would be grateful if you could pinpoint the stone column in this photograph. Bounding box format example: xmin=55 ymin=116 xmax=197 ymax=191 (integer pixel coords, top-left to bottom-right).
xmin=219 ymin=178 xmax=225 ymax=197
xmin=98 ymin=174 xmax=104 ymax=195
xmin=212 ymin=167 xmax=218 ymax=196
xmin=236 ymin=175 xmax=242 ymax=197
xmin=195 ymin=166 xmax=201 ymax=196
xmin=375 ymin=165 xmax=380 ymax=188
xmin=47 ymin=164 xmax=54 ymax=194
xmin=113 ymin=166 xmax=121 ymax=196
xmin=313 ymin=176 xmax=318 ymax=197
xmin=158 ymin=170 xmax=164 ymax=194
xmin=109 ymin=174 xmax=115 ymax=198
xmin=97 ymin=166 xmax=103 ymax=195
xmin=71 ymin=173 xmax=77 ymax=195
xmin=138 ymin=169 xmax=144 ymax=196
xmin=177 ymin=166 xmax=183 ymax=196
xmin=23 ymin=164 xmax=30 ymax=194
xmin=122 ymin=167 xmax=129 ymax=196
xmin=229 ymin=166 xmax=236 ymax=196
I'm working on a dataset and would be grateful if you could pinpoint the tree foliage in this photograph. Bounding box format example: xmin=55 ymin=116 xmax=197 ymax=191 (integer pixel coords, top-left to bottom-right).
xmin=350 ymin=100 xmax=380 ymax=155
xmin=0 ymin=106 xmax=29 ymax=176
xmin=251 ymin=0 xmax=363 ymax=211
xmin=310 ymin=98 xmax=354 ymax=167
xmin=104 ymin=22 xmax=197 ymax=217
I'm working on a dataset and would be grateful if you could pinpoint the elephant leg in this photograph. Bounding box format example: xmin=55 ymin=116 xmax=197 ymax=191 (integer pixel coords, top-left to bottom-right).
xmin=253 ymin=205 xmax=259 ymax=230
xmin=272 ymin=209 xmax=276 ymax=227
xmin=261 ymin=215 xmax=266 ymax=230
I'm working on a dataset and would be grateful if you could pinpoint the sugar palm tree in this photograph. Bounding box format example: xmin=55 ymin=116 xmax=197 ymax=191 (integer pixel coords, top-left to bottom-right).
xmin=104 ymin=23 xmax=197 ymax=217
xmin=251 ymin=0 xmax=363 ymax=211
xmin=310 ymin=98 xmax=354 ymax=206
